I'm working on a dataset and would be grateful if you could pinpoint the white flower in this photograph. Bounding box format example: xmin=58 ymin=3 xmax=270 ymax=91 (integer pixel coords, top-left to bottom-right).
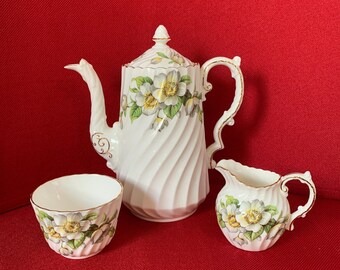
xmin=53 ymin=213 xmax=91 ymax=240
xmin=152 ymin=117 xmax=169 ymax=131
xmin=135 ymin=83 xmax=159 ymax=115
xmin=40 ymin=218 xmax=62 ymax=243
xmin=152 ymin=71 xmax=186 ymax=106
xmin=221 ymin=204 xmax=242 ymax=233
xmin=59 ymin=242 xmax=73 ymax=256
xmin=236 ymin=200 xmax=271 ymax=233
xmin=233 ymin=232 xmax=248 ymax=246
xmin=185 ymin=95 xmax=200 ymax=116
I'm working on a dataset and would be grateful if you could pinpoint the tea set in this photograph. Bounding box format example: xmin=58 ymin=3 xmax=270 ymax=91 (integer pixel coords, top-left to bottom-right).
xmin=30 ymin=25 xmax=316 ymax=258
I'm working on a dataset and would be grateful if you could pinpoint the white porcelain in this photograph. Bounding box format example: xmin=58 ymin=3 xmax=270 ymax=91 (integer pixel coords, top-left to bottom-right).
xmin=31 ymin=174 xmax=123 ymax=259
xmin=65 ymin=25 xmax=244 ymax=222
xmin=215 ymin=159 xmax=316 ymax=251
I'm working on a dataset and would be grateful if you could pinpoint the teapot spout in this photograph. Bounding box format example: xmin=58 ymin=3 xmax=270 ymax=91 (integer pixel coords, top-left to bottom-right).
xmin=65 ymin=59 xmax=121 ymax=172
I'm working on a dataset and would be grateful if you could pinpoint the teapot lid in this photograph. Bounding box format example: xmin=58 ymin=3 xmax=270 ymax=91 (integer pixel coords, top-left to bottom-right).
xmin=126 ymin=25 xmax=196 ymax=68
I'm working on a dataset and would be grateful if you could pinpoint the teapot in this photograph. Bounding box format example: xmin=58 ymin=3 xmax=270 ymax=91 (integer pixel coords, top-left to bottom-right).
xmin=215 ymin=159 xmax=316 ymax=251
xmin=65 ymin=25 xmax=244 ymax=222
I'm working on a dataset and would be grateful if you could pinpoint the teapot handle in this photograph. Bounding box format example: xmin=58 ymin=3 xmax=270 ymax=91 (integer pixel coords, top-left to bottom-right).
xmin=201 ymin=56 xmax=244 ymax=169
xmin=280 ymin=171 xmax=316 ymax=231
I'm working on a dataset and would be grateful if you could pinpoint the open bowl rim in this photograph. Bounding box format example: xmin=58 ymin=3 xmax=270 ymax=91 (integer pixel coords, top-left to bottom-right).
xmin=30 ymin=173 xmax=123 ymax=213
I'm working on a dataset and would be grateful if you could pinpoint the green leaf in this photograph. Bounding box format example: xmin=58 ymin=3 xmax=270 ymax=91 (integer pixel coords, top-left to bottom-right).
xmin=144 ymin=76 xmax=153 ymax=85
xmin=82 ymin=212 xmax=98 ymax=221
xmin=217 ymin=213 xmax=226 ymax=228
xmin=163 ymin=99 xmax=182 ymax=119
xmin=244 ymin=227 xmax=264 ymax=241
xmin=84 ymin=224 xmax=99 ymax=238
xmin=157 ymin=52 xmax=169 ymax=58
xmin=180 ymin=90 xmax=192 ymax=107
xmin=220 ymin=201 xmax=226 ymax=209
xmin=264 ymin=224 xmax=273 ymax=233
xmin=243 ymin=231 xmax=252 ymax=241
xmin=129 ymin=87 xmax=139 ymax=93
xmin=197 ymin=93 xmax=202 ymax=100
xmin=37 ymin=210 xmax=53 ymax=221
xmin=73 ymin=233 xmax=85 ymax=249
xmin=67 ymin=240 xmax=76 ymax=249
xmin=130 ymin=101 xmax=142 ymax=122
xmin=268 ymin=218 xmax=276 ymax=226
xmin=225 ymin=195 xmax=239 ymax=206
xmin=252 ymin=227 xmax=264 ymax=240
xmin=134 ymin=76 xmax=145 ymax=88
xmin=264 ymin=205 xmax=278 ymax=216
xmin=218 ymin=220 xmax=226 ymax=228
xmin=264 ymin=219 xmax=277 ymax=234
xmin=180 ymin=75 xmax=191 ymax=85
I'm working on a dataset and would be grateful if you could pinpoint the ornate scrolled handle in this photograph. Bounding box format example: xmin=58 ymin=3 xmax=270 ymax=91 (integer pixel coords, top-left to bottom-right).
xmin=280 ymin=171 xmax=316 ymax=231
xmin=202 ymin=56 xmax=244 ymax=169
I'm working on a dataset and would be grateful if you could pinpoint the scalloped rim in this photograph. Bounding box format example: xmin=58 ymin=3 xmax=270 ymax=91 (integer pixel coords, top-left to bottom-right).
xmin=123 ymin=62 xmax=200 ymax=69
xmin=215 ymin=159 xmax=282 ymax=189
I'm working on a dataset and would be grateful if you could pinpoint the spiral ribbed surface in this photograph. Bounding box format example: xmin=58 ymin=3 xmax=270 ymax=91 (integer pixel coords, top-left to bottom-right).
xmin=215 ymin=160 xmax=291 ymax=251
xmin=33 ymin=194 xmax=122 ymax=259
xmin=117 ymin=66 xmax=209 ymax=221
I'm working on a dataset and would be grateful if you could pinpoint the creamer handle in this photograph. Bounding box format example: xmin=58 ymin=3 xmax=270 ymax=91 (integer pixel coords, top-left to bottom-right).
xmin=280 ymin=171 xmax=316 ymax=231
xmin=202 ymin=57 xmax=244 ymax=169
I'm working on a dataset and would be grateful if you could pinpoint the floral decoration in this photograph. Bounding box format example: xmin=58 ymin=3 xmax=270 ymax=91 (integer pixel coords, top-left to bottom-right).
xmin=151 ymin=52 xmax=185 ymax=66
xmin=119 ymin=71 xmax=203 ymax=131
xmin=216 ymin=195 xmax=288 ymax=246
xmin=35 ymin=209 xmax=117 ymax=256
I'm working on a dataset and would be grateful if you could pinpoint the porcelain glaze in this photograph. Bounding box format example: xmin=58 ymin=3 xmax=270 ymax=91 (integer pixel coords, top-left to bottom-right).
xmin=215 ymin=159 xmax=316 ymax=251
xmin=65 ymin=25 xmax=244 ymax=222
xmin=31 ymin=174 xmax=123 ymax=259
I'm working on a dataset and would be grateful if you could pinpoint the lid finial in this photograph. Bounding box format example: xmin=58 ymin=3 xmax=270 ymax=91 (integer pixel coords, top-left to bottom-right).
xmin=153 ymin=25 xmax=170 ymax=46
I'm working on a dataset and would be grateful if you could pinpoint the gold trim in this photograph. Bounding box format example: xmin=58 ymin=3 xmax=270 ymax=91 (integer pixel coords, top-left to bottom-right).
xmin=280 ymin=175 xmax=317 ymax=231
xmin=215 ymin=163 xmax=281 ymax=189
xmin=91 ymin=132 xmax=113 ymax=159
xmin=204 ymin=58 xmax=244 ymax=167
xmin=123 ymin=63 xmax=200 ymax=69
xmin=30 ymin=174 xmax=123 ymax=213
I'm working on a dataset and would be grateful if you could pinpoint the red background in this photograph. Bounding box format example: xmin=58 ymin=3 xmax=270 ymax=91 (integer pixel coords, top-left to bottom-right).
xmin=1 ymin=1 xmax=340 ymax=269
xmin=0 ymin=0 xmax=339 ymax=212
